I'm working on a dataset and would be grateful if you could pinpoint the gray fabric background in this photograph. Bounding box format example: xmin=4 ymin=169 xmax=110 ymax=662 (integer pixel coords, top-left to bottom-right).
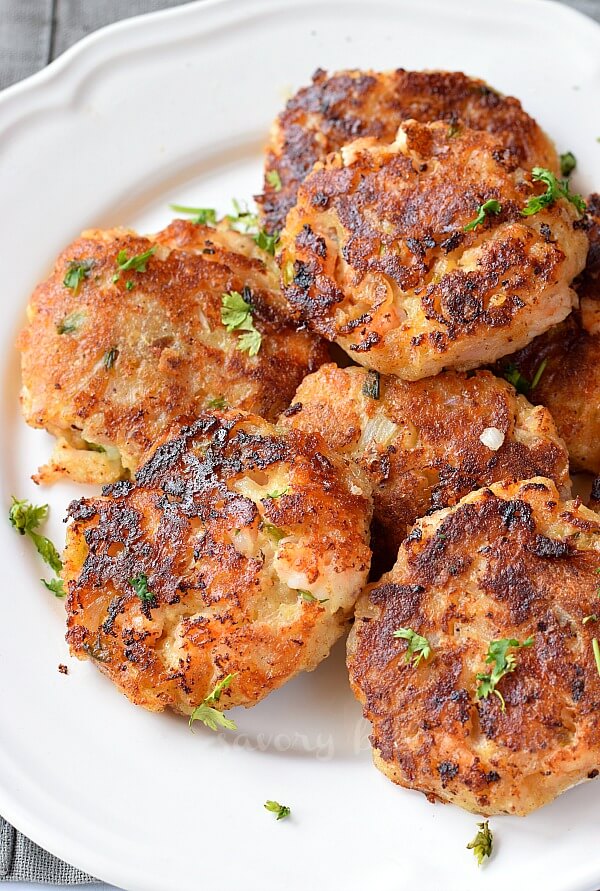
xmin=0 ymin=0 xmax=599 ymax=885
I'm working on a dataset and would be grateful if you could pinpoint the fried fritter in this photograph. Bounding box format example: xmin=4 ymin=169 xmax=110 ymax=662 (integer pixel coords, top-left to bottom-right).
xmin=495 ymin=194 xmax=600 ymax=473
xmin=280 ymin=364 xmax=570 ymax=568
xmin=63 ymin=411 xmax=372 ymax=714
xmin=257 ymin=68 xmax=558 ymax=234
xmin=347 ymin=478 xmax=600 ymax=816
xmin=17 ymin=219 xmax=328 ymax=485
xmin=279 ymin=120 xmax=587 ymax=379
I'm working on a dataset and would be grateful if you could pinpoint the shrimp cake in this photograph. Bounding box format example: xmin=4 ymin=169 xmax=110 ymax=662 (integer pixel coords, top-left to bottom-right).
xmin=17 ymin=219 xmax=328 ymax=485
xmin=280 ymin=364 xmax=570 ymax=568
xmin=258 ymin=68 xmax=558 ymax=234
xmin=495 ymin=194 xmax=600 ymax=473
xmin=63 ymin=411 xmax=372 ymax=714
xmin=279 ymin=120 xmax=587 ymax=379
xmin=347 ymin=478 xmax=600 ymax=816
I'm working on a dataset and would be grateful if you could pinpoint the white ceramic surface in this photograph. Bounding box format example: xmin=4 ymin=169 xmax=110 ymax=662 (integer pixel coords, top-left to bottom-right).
xmin=1 ymin=1 xmax=599 ymax=889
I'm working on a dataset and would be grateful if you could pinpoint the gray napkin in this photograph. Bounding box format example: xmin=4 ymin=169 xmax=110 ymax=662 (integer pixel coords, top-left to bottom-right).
xmin=1 ymin=0 xmax=599 ymax=885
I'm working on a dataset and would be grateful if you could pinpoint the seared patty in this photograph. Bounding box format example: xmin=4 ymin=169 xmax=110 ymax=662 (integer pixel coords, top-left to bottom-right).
xmin=63 ymin=411 xmax=372 ymax=714
xmin=279 ymin=120 xmax=587 ymax=379
xmin=280 ymin=364 xmax=570 ymax=569
xmin=348 ymin=478 xmax=600 ymax=816
xmin=257 ymin=68 xmax=558 ymax=234
xmin=17 ymin=219 xmax=328 ymax=484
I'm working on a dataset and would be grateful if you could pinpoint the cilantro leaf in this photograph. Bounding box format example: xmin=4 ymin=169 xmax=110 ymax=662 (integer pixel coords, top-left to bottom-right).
xmin=115 ymin=246 xmax=156 ymax=273
xmin=502 ymin=359 xmax=547 ymax=394
xmin=264 ymin=800 xmax=291 ymax=820
xmin=225 ymin=198 xmax=259 ymax=232
xmin=189 ymin=673 xmax=238 ymax=732
xmin=467 ymin=820 xmax=493 ymax=866
xmin=220 ymin=288 xmax=262 ymax=356
xmin=253 ymin=228 xmax=280 ymax=256
xmin=298 ymin=589 xmax=329 ymax=604
xmin=82 ymin=631 xmax=111 ymax=663
xmin=529 ymin=358 xmax=548 ymax=390
xmin=261 ymin=521 xmax=287 ymax=542
xmin=362 ymin=370 xmax=381 ymax=400
xmin=103 ymin=347 xmax=118 ymax=370
xmin=207 ymin=396 xmax=227 ymax=410
xmin=42 ymin=577 xmax=66 ymax=598
xmin=129 ymin=573 xmax=154 ymax=603
xmin=522 ymin=167 xmax=586 ymax=216
xmin=63 ymin=259 xmax=94 ymax=290
xmin=266 ymin=170 xmax=282 ymax=192
xmin=559 ymin=152 xmax=576 ymax=177
xmin=266 ymin=486 xmax=289 ymax=499
xmin=464 ymin=199 xmax=502 ymax=232
xmin=393 ymin=627 xmax=432 ymax=667
xmin=476 ymin=636 xmax=534 ymax=710
xmin=57 ymin=310 xmax=84 ymax=335
xmin=593 ymin=638 xmax=600 ymax=678
xmin=169 ymin=204 xmax=217 ymax=226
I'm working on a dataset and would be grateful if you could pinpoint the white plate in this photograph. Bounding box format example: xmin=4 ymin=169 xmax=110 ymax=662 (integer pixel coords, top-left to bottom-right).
xmin=1 ymin=1 xmax=599 ymax=889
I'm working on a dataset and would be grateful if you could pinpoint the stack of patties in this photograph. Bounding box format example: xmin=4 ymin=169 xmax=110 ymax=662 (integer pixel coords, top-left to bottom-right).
xmin=17 ymin=69 xmax=600 ymax=815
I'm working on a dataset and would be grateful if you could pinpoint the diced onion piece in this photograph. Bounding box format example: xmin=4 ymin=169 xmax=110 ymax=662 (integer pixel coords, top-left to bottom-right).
xmin=479 ymin=427 xmax=505 ymax=451
xmin=358 ymin=413 xmax=399 ymax=452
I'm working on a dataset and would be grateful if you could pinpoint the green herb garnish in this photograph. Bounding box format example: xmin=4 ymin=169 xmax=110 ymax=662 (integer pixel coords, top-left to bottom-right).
xmin=225 ymin=198 xmax=259 ymax=232
xmin=522 ymin=167 xmax=586 ymax=216
xmin=261 ymin=522 xmax=286 ymax=542
xmin=9 ymin=497 xmax=64 ymax=595
xmin=266 ymin=170 xmax=282 ymax=192
xmin=559 ymin=152 xmax=577 ymax=177
xmin=464 ymin=199 xmax=502 ymax=232
xmin=189 ymin=673 xmax=238 ymax=732
xmin=266 ymin=486 xmax=289 ymax=499
xmin=393 ymin=627 xmax=432 ymax=667
xmin=57 ymin=311 xmax=84 ymax=335
xmin=583 ymin=614 xmax=598 ymax=625
xmin=264 ymin=800 xmax=290 ymax=820
xmin=254 ymin=228 xmax=280 ymax=256
xmin=207 ymin=396 xmax=227 ymax=410
xmin=467 ymin=820 xmax=493 ymax=866
xmin=502 ymin=359 xmax=547 ymax=394
xmin=476 ymin=636 xmax=534 ymax=710
xmin=103 ymin=347 xmax=118 ymax=370
xmin=362 ymin=370 xmax=381 ymax=400
xmin=169 ymin=204 xmax=217 ymax=226
xmin=129 ymin=573 xmax=154 ymax=603
xmin=220 ymin=288 xmax=262 ymax=356
xmin=63 ymin=259 xmax=93 ymax=291
xmin=593 ymin=638 xmax=600 ymax=678
xmin=298 ymin=589 xmax=328 ymax=604
xmin=116 ymin=246 xmax=156 ymax=273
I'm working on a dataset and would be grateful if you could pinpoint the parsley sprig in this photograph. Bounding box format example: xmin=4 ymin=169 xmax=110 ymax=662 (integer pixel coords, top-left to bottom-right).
xmin=476 ymin=636 xmax=533 ymax=710
xmin=9 ymin=498 xmax=65 ymax=597
xmin=169 ymin=204 xmax=217 ymax=226
xmin=393 ymin=627 xmax=432 ymax=667
xmin=467 ymin=820 xmax=493 ymax=866
xmin=522 ymin=167 xmax=586 ymax=216
xmin=264 ymin=800 xmax=290 ymax=820
xmin=221 ymin=287 xmax=262 ymax=356
xmin=63 ymin=259 xmax=94 ymax=291
xmin=189 ymin=673 xmax=238 ymax=732
xmin=464 ymin=199 xmax=502 ymax=232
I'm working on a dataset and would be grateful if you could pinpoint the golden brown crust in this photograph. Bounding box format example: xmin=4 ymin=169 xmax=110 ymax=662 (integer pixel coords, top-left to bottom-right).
xmin=63 ymin=411 xmax=372 ymax=714
xmin=280 ymin=365 xmax=571 ymax=569
xmin=17 ymin=220 xmax=328 ymax=484
xmin=257 ymin=68 xmax=558 ymax=234
xmin=495 ymin=195 xmax=600 ymax=473
xmin=279 ymin=120 xmax=587 ymax=379
xmin=347 ymin=478 xmax=600 ymax=816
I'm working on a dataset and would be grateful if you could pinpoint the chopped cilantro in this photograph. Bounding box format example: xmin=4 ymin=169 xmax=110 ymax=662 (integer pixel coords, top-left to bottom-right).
xmin=393 ymin=627 xmax=432 ymax=667
xmin=207 ymin=396 xmax=227 ymax=410
xmin=103 ymin=347 xmax=118 ymax=370
xmin=63 ymin=259 xmax=93 ymax=290
xmin=530 ymin=358 xmax=548 ymax=390
xmin=220 ymin=287 xmax=263 ymax=356
xmin=264 ymin=800 xmax=290 ymax=820
xmin=129 ymin=573 xmax=154 ymax=603
xmin=467 ymin=820 xmax=493 ymax=866
xmin=57 ymin=310 xmax=84 ymax=335
xmin=502 ymin=359 xmax=547 ymax=394
xmin=9 ymin=497 xmax=64 ymax=594
xmin=189 ymin=673 xmax=238 ymax=732
xmin=254 ymin=228 xmax=280 ymax=256
xmin=225 ymin=198 xmax=259 ymax=232
xmin=559 ymin=152 xmax=577 ymax=177
xmin=298 ymin=589 xmax=328 ymax=604
xmin=593 ymin=638 xmax=600 ymax=678
xmin=261 ymin=521 xmax=286 ymax=542
xmin=464 ymin=199 xmax=502 ymax=232
xmin=522 ymin=167 xmax=586 ymax=216
xmin=42 ymin=577 xmax=66 ymax=598
xmin=362 ymin=370 xmax=381 ymax=400
xmin=266 ymin=170 xmax=283 ymax=192
xmin=115 ymin=246 xmax=156 ymax=274
xmin=169 ymin=204 xmax=217 ymax=226
xmin=476 ymin=636 xmax=534 ymax=711
xmin=583 ymin=614 xmax=598 ymax=625
xmin=266 ymin=486 xmax=289 ymax=499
